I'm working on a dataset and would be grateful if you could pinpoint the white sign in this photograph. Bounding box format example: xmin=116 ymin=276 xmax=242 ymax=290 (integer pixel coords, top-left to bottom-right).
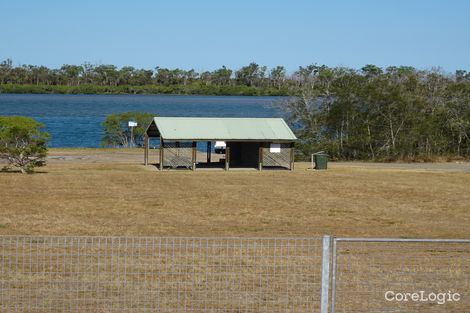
xmin=215 ymin=141 xmax=226 ymax=148
xmin=128 ymin=121 xmax=138 ymax=127
xmin=270 ymin=143 xmax=281 ymax=153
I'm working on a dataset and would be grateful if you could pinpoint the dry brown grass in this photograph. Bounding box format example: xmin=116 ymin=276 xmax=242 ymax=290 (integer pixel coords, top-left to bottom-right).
xmin=1 ymin=148 xmax=470 ymax=238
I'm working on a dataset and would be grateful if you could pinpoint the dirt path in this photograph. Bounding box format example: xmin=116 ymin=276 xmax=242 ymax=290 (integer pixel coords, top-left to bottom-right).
xmin=45 ymin=149 xmax=470 ymax=172
xmin=332 ymin=161 xmax=470 ymax=173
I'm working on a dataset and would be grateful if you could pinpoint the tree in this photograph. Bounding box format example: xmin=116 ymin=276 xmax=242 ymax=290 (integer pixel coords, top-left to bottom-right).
xmin=294 ymin=64 xmax=320 ymax=88
xmin=235 ymin=63 xmax=266 ymax=87
xmin=456 ymin=70 xmax=470 ymax=82
xmin=117 ymin=66 xmax=135 ymax=85
xmin=81 ymin=62 xmax=96 ymax=84
xmin=60 ymin=64 xmax=83 ymax=86
xmin=132 ymin=69 xmax=153 ymax=85
xmin=0 ymin=59 xmax=13 ymax=84
xmin=211 ymin=66 xmax=232 ymax=86
xmin=154 ymin=67 xmax=173 ymax=85
xmin=0 ymin=116 xmax=48 ymax=173
xmin=95 ymin=65 xmax=118 ymax=86
xmin=101 ymin=112 xmax=155 ymax=147
xmin=279 ymin=66 xmax=337 ymax=157
xmin=361 ymin=64 xmax=383 ymax=77
xmin=269 ymin=66 xmax=286 ymax=90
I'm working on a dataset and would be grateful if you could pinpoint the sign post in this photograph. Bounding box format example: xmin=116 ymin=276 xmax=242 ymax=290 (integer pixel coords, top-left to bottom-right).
xmin=128 ymin=121 xmax=138 ymax=148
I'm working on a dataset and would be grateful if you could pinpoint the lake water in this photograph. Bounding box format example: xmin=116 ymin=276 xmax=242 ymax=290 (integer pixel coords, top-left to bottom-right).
xmin=0 ymin=94 xmax=284 ymax=147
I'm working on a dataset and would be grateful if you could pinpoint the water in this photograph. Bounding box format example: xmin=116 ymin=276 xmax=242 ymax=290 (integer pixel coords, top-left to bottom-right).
xmin=0 ymin=94 xmax=284 ymax=147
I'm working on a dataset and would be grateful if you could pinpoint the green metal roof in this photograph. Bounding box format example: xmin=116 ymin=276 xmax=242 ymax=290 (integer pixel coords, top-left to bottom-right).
xmin=147 ymin=117 xmax=297 ymax=141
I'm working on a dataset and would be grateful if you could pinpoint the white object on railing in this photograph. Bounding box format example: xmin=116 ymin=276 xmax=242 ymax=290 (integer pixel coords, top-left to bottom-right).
xmin=270 ymin=143 xmax=281 ymax=153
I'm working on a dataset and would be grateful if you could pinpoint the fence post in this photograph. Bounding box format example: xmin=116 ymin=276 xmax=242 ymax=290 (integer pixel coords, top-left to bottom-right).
xmin=320 ymin=235 xmax=331 ymax=313
xmin=330 ymin=238 xmax=337 ymax=313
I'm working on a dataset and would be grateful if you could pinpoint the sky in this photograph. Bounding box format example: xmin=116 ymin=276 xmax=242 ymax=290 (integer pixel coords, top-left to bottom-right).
xmin=1 ymin=0 xmax=470 ymax=73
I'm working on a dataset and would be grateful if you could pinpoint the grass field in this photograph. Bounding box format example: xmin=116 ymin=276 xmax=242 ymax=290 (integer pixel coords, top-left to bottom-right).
xmin=1 ymin=148 xmax=470 ymax=238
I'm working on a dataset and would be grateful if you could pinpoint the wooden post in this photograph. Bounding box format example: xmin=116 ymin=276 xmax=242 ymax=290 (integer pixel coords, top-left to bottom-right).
xmin=146 ymin=136 xmax=149 ymax=165
xmin=225 ymin=146 xmax=230 ymax=171
xmin=144 ymin=134 xmax=149 ymax=165
xmin=258 ymin=143 xmax=263 ymax=171
xmin=206 ymin=141 xmax=211 ymax=163
xmin=159 ymin=137 xmax=164 ymax=171
xmin=192 ymin=141 xmax=197 ymax=171
xmin=290 ymin=142 xmax=295 ymax=171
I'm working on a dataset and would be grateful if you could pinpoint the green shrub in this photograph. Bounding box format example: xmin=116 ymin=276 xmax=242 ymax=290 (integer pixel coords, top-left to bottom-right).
xmin=0 ymin=116 xmax=49 ymax=173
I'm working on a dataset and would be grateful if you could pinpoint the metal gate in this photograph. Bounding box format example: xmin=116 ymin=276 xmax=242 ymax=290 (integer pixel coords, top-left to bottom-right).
xmin=330 ymin=238 xmax=470 ymax=313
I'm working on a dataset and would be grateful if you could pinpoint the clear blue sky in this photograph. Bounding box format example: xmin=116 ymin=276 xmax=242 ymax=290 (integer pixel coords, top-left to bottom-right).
xmin=2 ymin=0 xmax=469 ymax=73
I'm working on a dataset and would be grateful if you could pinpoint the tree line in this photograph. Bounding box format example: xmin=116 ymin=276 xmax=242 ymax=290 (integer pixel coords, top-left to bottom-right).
xmin=0 ymin=59 xmax=290 ymax=88
xmin=0 ymin=59 xmax=293 ymax=95
xmin=279 ymin=65 xmax=470 ymax=161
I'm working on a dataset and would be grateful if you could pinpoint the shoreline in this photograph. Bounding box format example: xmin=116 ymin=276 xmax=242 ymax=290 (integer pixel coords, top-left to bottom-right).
xmin=0 ymin=84 xmax=291 ymax=97
xmin=0 ymin=92 xmax=285 ymax=98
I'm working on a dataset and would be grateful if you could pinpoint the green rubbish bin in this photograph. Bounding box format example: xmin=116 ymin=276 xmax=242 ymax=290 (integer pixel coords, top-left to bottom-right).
xmin=314 ymin=153 xmax=328 ymax=170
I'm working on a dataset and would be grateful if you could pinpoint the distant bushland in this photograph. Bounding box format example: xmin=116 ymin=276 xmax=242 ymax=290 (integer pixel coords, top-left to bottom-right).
xmin=0 ymin=60 xmax=292 ymax=96
xmin=279 ymin=65 xmax=470 ymax=161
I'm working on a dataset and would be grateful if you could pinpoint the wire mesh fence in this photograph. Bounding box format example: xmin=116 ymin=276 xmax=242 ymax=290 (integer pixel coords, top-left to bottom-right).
xmin=261 ymin=144 xmax=292 ymax=169
xmin=2 ymin=235 xmax=470 ymax=313
xmin=162 ymin=141 xmax=193 ymax=169
xmin=0 ymin=236 xmax=323 ymax=313
xmin=331 ymin=238 xmax=470 ymax=313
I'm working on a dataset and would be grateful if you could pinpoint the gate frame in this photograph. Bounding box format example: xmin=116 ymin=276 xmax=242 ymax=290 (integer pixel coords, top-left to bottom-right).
xmin=320 ymin=235 xmax=331 ymax=313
